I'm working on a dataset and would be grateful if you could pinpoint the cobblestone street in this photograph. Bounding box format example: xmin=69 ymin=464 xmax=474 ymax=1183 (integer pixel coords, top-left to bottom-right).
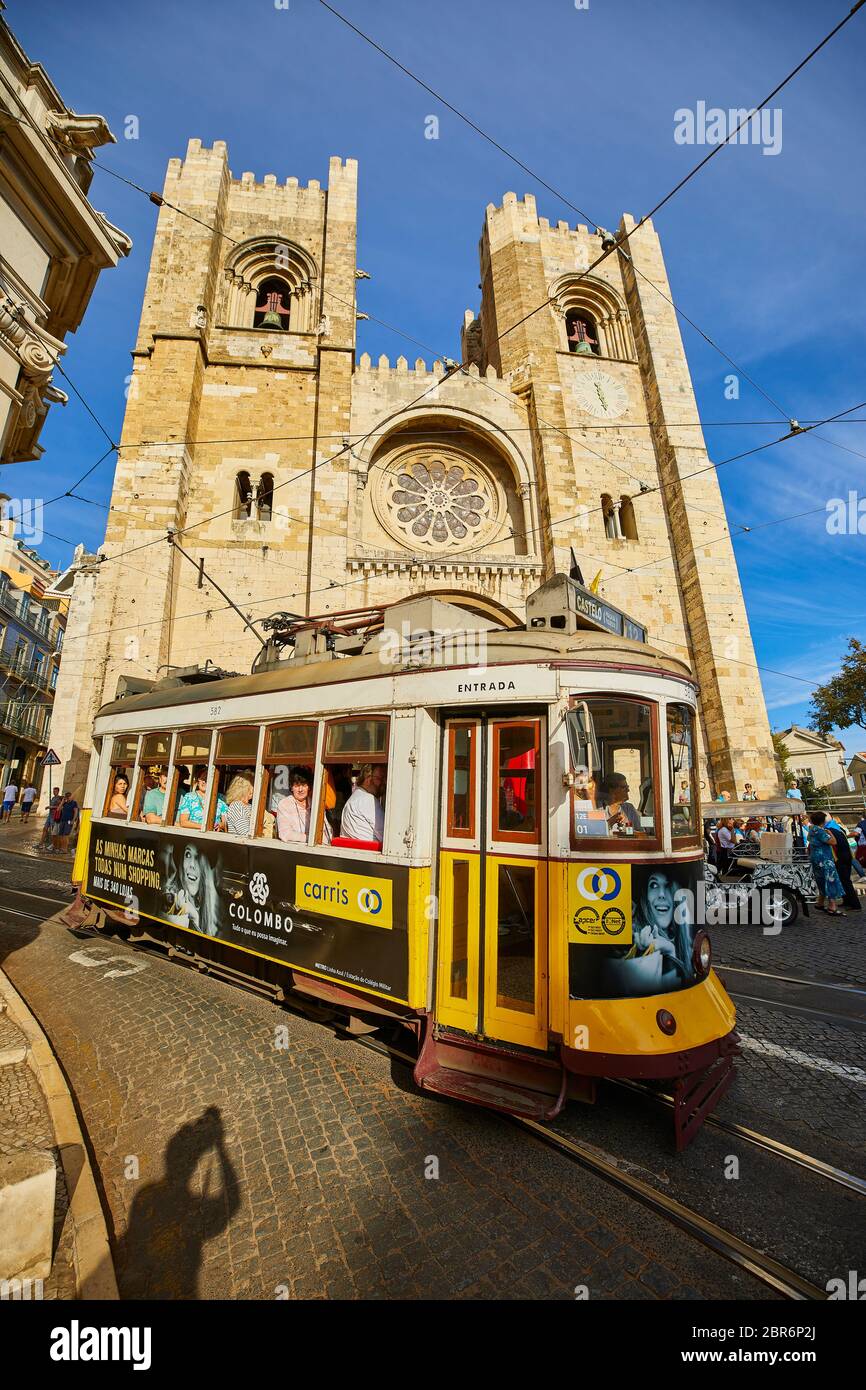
xmin=0 ymin=866 xmax=773 ymax=1302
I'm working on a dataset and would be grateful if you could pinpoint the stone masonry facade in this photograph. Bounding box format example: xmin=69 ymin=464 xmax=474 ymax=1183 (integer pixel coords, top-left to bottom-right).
xmin=50 ymin=139 xmax=780 ymax=799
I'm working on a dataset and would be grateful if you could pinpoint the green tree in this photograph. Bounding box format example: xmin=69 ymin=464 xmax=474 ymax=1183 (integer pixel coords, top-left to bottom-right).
xmin=771 ymin=731 xmax=793 ymax=789
xmin=810 ymin=639 xmax=866 ymax=737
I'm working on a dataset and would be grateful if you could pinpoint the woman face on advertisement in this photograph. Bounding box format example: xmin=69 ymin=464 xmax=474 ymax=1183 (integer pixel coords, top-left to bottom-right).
xmin=645 ymin=872 xmax=674 ymax=930
xmin=182 ymin=844 xmax=202 ymax=898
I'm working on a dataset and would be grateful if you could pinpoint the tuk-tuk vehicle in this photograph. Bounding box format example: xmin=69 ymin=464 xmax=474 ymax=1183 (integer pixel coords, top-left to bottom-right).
xmin=703 ymin=798 xmax=815 ymax=926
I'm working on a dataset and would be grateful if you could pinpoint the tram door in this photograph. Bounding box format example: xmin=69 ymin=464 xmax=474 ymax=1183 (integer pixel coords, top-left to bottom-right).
xmin=436 ymin=714 xmax=547 ymax=1050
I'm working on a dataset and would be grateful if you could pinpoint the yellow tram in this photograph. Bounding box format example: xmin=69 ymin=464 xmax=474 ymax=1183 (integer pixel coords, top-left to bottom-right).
xmin=71 ymin=575 xmax=737 ymax=1149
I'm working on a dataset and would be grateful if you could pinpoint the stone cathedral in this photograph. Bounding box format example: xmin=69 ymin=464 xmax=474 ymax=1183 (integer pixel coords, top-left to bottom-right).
xmin=51 ymin=138 xmax=779 ymax=799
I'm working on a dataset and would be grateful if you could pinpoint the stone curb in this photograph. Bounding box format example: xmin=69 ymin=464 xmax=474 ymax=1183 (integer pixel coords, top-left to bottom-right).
xmin=0 ymin=956 xmax=118 ymax=1300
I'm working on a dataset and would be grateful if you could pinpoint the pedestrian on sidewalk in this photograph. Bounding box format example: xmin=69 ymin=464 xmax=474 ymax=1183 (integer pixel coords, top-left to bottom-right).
xmin=807 ymin=811 xmax=845 ymax=917
xmin=20 ymin=783 xmax=38 ymax=822
xmin=41 ymin=786 xmax=62 ymax=850
xmin=54 ymin=792 xmax=78 ymax=854
xmin=826 ymin=817 xmax=862 ymax=912
xmin=2 ymin=780 xmax=18 ymax=822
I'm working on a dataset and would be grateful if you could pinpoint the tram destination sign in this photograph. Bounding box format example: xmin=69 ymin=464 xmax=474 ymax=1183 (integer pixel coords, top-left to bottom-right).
xmin=572 ymin=583 xmax=647 ymax=644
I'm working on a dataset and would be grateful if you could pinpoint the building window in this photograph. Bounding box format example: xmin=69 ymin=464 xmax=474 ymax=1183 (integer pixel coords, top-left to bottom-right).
xmin=257 ymin=473 xmax=274 ymax=522
xmin=253 ymin=276 xmax=292 ymax=331
xmin=566 ymin=310 xmax=600 ymax=356
xmin=602 ymin=494 xmax=620 ymax=540
xmin=235 ymin=471 xmax=253 ymax=520
xmin=619 ymin=495 xmax=638 ymax=541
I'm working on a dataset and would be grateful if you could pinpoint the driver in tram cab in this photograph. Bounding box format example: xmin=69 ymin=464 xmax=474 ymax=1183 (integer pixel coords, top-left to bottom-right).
xmin=598 ymin=772 xmax=641 ymax=834
xmin=340 ymin=763 xmax=386 ymax=844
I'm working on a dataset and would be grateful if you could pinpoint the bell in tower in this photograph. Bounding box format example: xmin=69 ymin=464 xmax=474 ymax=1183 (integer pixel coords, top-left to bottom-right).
xmin=254 ymin=278 xmax=292 ymax=330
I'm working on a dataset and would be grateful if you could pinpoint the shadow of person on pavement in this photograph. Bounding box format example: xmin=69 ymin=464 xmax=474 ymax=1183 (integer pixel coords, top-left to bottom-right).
xmin=116 ymin=1105 xmax=240 ymax=1299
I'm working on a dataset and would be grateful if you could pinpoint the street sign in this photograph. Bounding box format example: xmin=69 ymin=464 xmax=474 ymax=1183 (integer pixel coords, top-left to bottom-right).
xmin=41 ymin=749 xmax=61 ymax=766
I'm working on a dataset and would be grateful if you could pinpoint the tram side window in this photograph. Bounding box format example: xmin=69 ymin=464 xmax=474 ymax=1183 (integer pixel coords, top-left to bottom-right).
xmin=668 ymin=704 xmax=699 ymax=840
xmin=207 ymin=727 xmax=259 ymax=834
xmin=492 ymin=720 xmax=541 ymax=843
xmin=318 ymin=716 xmax=389 ymax=850
xmin=171 ymin=729 xmax=214 ymax=830
xmin=104 ymin=736 xmax=139 ymax=818
xmin=446 ymin=722 xmax=477 ymax=838
xmin=566 ymin=698 xmax=657 ymax=841
xmin=132 ymin=733 xmax=172 ymax=823
xmin=257 ymin=721 xmax=317 ymax=842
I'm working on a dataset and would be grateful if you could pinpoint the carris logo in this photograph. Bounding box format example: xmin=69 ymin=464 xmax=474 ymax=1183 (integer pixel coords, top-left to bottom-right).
xmin=357 ymin=887 xmax=383 ymax=915
xmin=575 ymin=867 xmax=622 ymax=902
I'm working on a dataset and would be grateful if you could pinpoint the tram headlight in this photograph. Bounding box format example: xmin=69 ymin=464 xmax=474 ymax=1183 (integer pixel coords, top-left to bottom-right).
xmin=656 ymin=1008 xmax=677 ymax=1036
xmin=692 ymin=929 xmax=711 ymax=979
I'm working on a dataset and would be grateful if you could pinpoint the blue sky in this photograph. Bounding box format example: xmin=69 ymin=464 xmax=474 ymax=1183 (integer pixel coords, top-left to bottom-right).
xmin=6 ymin=0 xmax=866 ymax=755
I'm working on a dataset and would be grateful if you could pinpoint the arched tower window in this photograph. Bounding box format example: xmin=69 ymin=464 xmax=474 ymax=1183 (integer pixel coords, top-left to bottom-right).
xmin=619 ymin=494 xmax=638 ymax=541
xmin=601 ymin=493 xmax=621 ymax=540
xmin=222 ymin=237 xmax=319 ymax=333
xmin=253 ymin=278 xmax=292 ymax=331
xmin=235 ymin=471 xmax=252 ymax=520
xmin=257 ymin=473 xmax=274 ymax=521
xmin=550 ymin=273 xmax=636 ymax=362
xmin=566 ymin=310 xmax=600 ymax=356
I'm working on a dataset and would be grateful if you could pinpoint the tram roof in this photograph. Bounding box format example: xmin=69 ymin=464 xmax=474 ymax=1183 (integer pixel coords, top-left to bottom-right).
xmin=95 ymin=627 xmax=694 ymax=722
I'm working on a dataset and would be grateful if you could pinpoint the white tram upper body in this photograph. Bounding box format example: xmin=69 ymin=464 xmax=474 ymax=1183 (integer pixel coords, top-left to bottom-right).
xmin=76 ymin=578 xmax=737 ymax=1146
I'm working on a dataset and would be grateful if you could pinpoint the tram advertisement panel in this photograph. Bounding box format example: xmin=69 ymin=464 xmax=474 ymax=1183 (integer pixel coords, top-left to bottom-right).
xmin=568 ymin=861 xmax=703 ymax=999
xmin=86 ymin=823 xmax=410 ymax=1001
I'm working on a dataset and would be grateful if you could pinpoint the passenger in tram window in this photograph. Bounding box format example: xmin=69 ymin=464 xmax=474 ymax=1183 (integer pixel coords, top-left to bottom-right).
xmin=142 ymin=766 xmax=168 ymax=824
xmin=499 ymin=779 xmax=526 ymax=830
xmin=108 ymin=773 xmax=129 ymax=818
xmin=276 ymin=766 xmax=314 ymax=843
xmin=176 ymin=766 xmax=226 ymax=831
xmin=597 ymin=772 xmax=641 ymax=834
xmin=222 ymin=773 xmax=255 ymax=836
xmin=340 ymin=763 xmax=385 ymax=843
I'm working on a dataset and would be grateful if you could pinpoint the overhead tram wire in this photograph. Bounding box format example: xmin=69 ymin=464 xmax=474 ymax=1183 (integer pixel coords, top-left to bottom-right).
xmin=84 ymin=113 xmax=864 ymax=555
xmin=319 ymin=0 xmax=865 ymax=420
xmin=59 ymin=406 xmax=863 ymax=667
xmin=53 ymin=390 xmax=866 ymax=641
xmin=72 ymin=21 xmax=863 ymax=613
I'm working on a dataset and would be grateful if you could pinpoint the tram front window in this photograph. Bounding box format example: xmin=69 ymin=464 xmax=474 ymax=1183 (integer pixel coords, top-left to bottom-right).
xmin=566 ymin=698 xmax=657 ymax=841
xmin=668 ymin=703 xmax=699 ymax=841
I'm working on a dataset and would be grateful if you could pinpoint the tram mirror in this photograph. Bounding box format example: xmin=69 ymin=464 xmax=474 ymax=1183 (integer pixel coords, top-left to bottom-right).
xmin=566 ymin=704 xmax=598 ymax=779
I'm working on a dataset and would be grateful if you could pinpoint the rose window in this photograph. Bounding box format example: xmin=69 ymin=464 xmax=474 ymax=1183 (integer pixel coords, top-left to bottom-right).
xmin=389 ymin=460 xmax=490 ymax=545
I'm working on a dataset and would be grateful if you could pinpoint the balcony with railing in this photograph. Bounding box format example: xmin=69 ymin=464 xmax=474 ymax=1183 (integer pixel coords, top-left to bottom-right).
xmin=0 ymin=581 xmax=57 ymax=642
xmin=0 ymin=698 xmax=50 ymax=742
xmin=0 ymin=647 xmax=54 ymax=689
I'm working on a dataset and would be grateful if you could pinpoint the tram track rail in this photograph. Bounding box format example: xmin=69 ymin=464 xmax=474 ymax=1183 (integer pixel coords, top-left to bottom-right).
xmin=8 ymin=909 xmax=850 ymax=1302
xmin=345 ymin=1032 xmax=825 ymax=1302
xmin=715 ymin=964 xmax=866 ymax=995
xmin=609 ymin=1079 xmax=866 ymax=1198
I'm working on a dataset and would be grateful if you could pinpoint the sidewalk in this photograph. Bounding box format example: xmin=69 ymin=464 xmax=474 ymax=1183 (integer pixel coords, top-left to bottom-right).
xmin=0 ymin=967 xmax=116 ymax=1299
xmin=0 ymin=814 xmax=73 ymax=861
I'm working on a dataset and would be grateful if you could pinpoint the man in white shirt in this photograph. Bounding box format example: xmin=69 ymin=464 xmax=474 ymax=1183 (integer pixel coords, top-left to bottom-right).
xmin=2 ymin=782 xmax=18 ymax=822
xmin=340 ymin=764 xmax=385 ymax=843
